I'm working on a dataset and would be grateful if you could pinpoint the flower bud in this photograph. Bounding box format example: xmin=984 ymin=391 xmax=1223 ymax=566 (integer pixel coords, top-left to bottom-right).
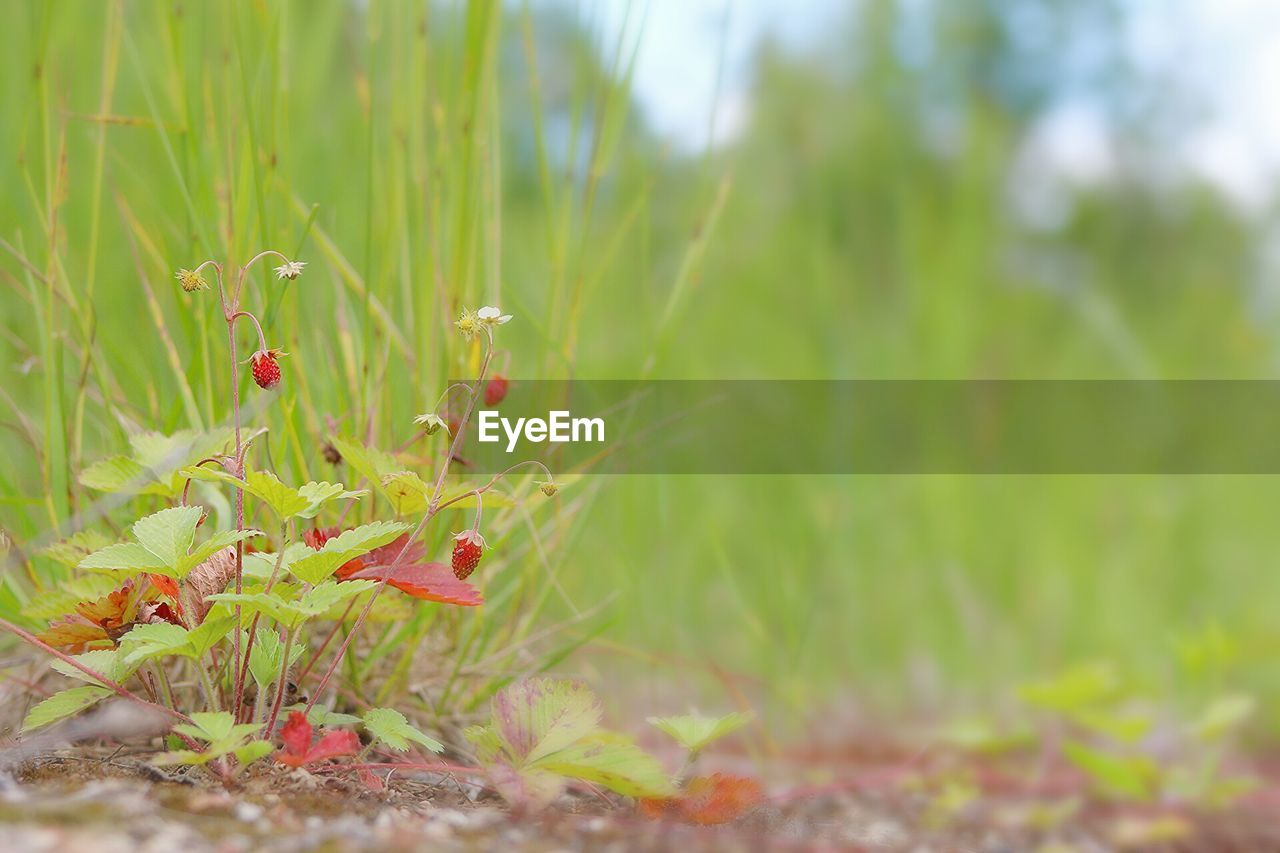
xmin=175 ymin=268 xmax=209 ymax=292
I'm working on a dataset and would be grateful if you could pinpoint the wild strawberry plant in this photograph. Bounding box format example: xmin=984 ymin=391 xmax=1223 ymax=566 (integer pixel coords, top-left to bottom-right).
xmin=1 ymin=250 xmax=565 ymax=785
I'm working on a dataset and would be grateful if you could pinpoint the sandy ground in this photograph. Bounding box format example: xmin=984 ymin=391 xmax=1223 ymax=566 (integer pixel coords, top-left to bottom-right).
xmin=1 ymin=747 xmax=1278 ymax=852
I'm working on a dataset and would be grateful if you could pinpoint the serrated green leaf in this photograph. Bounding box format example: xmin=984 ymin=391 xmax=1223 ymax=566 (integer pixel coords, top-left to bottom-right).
xmin=245 ymin=628 xmax=303 ymax=688
xmin=647 ymin=711 xmax=753 ymax=754
xmin=181 ymin=528 xmax=264 ymax=576
xmin=296 ymin=481 xmax=367 ymax=518
xmin=243 ymin=542 xmax=310 ymax=580
xmin=132 ymin=506 xmax=203 ymax=568
xmin=299 ymin=579 xmax=378 ymax=612
xmin=380 ymin=471 xmax=431 ymax=515
xmin=51 ymin=649 xmax=138 ymax=684
xmin=287 ymin=521 xmax=411 ymax=584
xmin=187 ymin=610 xmax=238 ymax=657
xmin=42 ymin=531 xmax=115 ymax=567
xmin=363 ymin=707 xmax=444 ymax=753
xmin=79 ymin=455 xmax=149 ymax=492
xmin=78 ymin=542 xmax=171 ymax=576
xmin=235 ymin=740 xmax=274 ymax=765
xmin=120 ymin=622 xmax=192 ymax=664
xmin=186 ymin=711 xmax=237 ymax=742
xmin=211 ymin=581 xmax=375 ymax=630
xmin=22 ymin=685 xmax=112 ymax=731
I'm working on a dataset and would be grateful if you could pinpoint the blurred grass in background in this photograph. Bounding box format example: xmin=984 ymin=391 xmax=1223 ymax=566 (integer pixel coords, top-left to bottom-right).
xmin=2 ymin=0 xmax=1278 ymax=731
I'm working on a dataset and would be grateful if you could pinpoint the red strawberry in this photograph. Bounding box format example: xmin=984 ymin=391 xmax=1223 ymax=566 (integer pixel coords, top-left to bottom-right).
xmin=484 ymin=374 xmax=510 ymax=406
xmin=451 ymin=530 xmax=486 ymax=580
xmin=250 ymin=349 xmax=284 ymax=389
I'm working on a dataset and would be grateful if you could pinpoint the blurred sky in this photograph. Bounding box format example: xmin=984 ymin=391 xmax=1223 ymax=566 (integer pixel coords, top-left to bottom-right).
xmin=595 ymin=0 xmax=1280 ymax=207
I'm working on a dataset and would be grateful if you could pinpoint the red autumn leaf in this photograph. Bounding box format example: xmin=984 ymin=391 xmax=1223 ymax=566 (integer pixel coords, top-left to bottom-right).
xmin=280 ymin=711 xmax=313 ymax=757
xmin=639 ymin=773 xmax=765 ymax=825
xmin=148 ymin=573 xmax=179 ymax=600
xmin=36 ymin=618 xmax=113 ymax=653
xmin=305 ymin=730 xmax=361 ymax=764
xmin=305 ymin=528 xmax=481 ymax=605
xmin=37 ymin=578 xmax=168 ymax=652
xmin=345 ymin=560 xmax=484 ymax=606
xmin=275 ymin=711 xmax=361 ymax=769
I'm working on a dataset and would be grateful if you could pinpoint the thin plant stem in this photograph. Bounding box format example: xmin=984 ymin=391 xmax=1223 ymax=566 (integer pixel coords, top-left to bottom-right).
xmin=296 ymin=598 xmax=356 ymax=682
xmin=0 ymin=618 xmax=191 ymax=724
xmin=304 ymin=327 xmax=496 ymax=714
xmin=264 ymin=626 xmax=296 ymax=734
xmin=235 ymin=520 xmax=290 ymax=721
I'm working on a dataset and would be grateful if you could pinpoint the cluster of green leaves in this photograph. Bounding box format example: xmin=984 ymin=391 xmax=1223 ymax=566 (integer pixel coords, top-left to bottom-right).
xmin=465 ymin=678 xmax=674 ymax=810
xmin=79 ymin=430 xmax=233 ymax=499
xmin=1010 ymin=660 xmax=1257 ymax=805
xmin=155 ymin=712 xmax=272 ymax=770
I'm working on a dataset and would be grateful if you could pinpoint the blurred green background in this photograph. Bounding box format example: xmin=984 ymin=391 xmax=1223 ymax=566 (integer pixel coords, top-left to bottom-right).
xmin=2 ymin=0 xmax=1279 ymax=730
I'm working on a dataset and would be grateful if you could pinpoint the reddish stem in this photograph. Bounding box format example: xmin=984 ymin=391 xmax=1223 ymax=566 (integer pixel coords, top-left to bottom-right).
xmin=0 ymin=617 xmax=190 ymax=724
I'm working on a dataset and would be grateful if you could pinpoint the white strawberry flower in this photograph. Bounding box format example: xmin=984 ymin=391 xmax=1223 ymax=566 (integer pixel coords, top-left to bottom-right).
xmin=413 ymin=413 xmax=450 ymax=436
xmin=273 ymin=260 xmax=307 ymax=280
xmin=477 ymin=306 xmax=512 ymax=326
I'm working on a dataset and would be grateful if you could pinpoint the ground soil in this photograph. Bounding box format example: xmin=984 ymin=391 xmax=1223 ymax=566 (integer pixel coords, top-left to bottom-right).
xmin=2 ymin=746 xmax=1279 ymax=851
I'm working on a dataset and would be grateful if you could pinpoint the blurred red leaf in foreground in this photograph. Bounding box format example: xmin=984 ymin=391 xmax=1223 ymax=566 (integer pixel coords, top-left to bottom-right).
xmin=640 ymin=773 xmax=765 ymax=825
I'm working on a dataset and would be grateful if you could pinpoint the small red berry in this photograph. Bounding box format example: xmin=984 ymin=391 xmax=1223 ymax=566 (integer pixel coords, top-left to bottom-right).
xmin=451 ymin=530 xmax=486 ymax=580
xmin=250 ymin=349 xmax=283 ymax=389
xmin=484 ymin=374 xmax=510 ymax=406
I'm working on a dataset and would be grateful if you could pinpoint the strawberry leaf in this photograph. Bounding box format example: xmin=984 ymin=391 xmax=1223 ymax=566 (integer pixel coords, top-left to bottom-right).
xmin=274 ymin=711 xmax=359 ymax=768
xmin=493 ymin=678 xmax=603 ymax=765
xmin=647 ymin=711 xmax=753 ymax=754
xmin=380 ymin=471 xmax=431 ymax=515
xmin=535 ymin=731 xmax=675 ymax=798
xmin=51 ymin=648 xmax=138 ymax=685
xmin=280 ymin=710 xmax=313 ymax=757
xmin=181 ymin=528 xmax=262 ymax=576
xmin=362 ymin=707 xmax=444 ymax=753
xmin=287 ymin=521 xmax=411 ymax=584
xmin=79 ymin=543 xmax=171 ymax=576
xmin=344 ymin=560 xmax=483 ymax=606
xmin=21 ymin=685 xmax=112 ymax=732
xmin=78 ymin=507 xmax=262 ymax=580
xmin=305 ymin=729 xmax=361 ymax=763
xmin=210 ymin=580 xmax=376 ymax=630
xmin=132 ymin=506 xmax=203 ymax=568
xmin=466 ymin=678 xmax=675 ymax=807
